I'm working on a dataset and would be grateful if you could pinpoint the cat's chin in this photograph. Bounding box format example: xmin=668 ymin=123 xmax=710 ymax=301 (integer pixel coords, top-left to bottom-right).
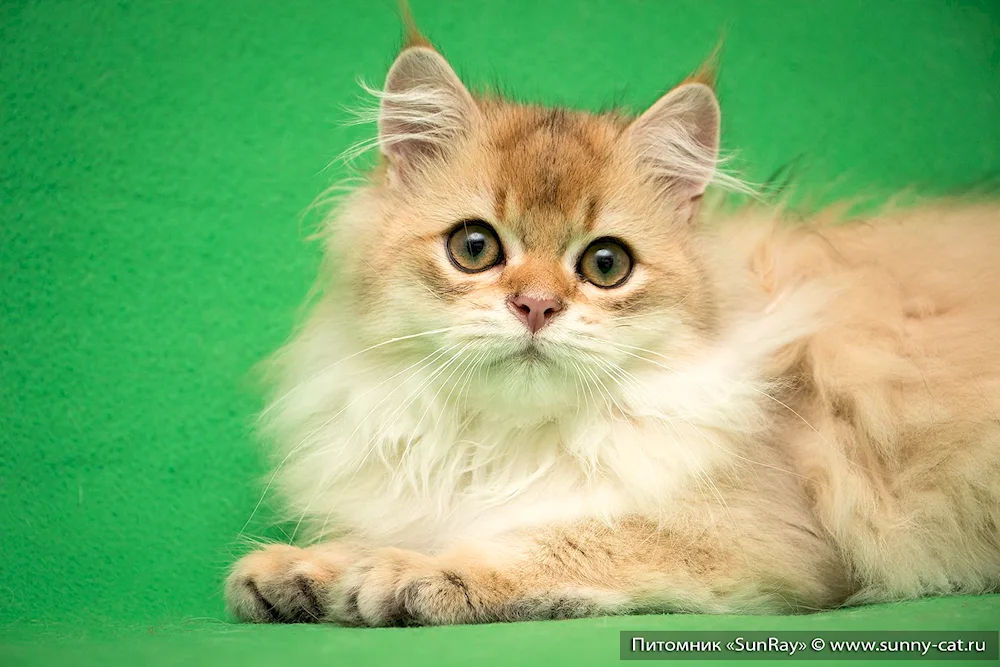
xmin=459 ymin=344 xmax=586 ymax=424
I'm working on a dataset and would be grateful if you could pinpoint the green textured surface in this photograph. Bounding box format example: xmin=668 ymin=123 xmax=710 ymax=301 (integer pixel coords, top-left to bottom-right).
xmin=0 ymin=599 xmax=997 ymax=667
xmin=1 ymin=0 xmax=998 ymax=665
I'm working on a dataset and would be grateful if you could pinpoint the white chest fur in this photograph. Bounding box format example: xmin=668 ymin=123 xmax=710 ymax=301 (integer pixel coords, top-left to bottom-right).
xmin=268 ymin=341 xmax=770 ymax=551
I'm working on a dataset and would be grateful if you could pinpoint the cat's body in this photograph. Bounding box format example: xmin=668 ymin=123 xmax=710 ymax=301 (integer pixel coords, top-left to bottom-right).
xmin=226 ymin=22 xmax=1000 ymax=625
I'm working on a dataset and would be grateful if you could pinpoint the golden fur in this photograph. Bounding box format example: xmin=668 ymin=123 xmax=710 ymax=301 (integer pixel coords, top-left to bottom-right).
xmin=225 ymin=23 xmax=1000 ymax=626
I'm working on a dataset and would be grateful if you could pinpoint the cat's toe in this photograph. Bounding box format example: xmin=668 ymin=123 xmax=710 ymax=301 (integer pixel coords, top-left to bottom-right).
xmin=331 ymin=548 xmax=476 ymax=627
xmin=396 ymin=569 xmax=478 ymax=625
xmin=226 ymin=545 xmax=332 ymax=623
xmin=229 ymin=576 xmax=281 ymax=622
xmin=332 ymin=551 xmax=413 ymax=627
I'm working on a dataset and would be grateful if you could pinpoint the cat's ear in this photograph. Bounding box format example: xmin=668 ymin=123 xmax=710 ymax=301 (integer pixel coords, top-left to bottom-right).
xmin=378 ymin=46 xmax=479 ymax=184
xmin=625 ymin=82 xmax=721 ymax=208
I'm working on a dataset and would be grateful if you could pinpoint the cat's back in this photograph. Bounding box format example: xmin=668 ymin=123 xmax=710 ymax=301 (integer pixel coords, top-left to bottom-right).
xmin=826 ymin=201 xmax=1000 ymax=301
xmin=806 ymin=202 xmax=1000 ymax=385
xmin=733 ymin=201 xmax=1000 ymax=600
xmin=722 ymin=200 xmax=1000 ymax=367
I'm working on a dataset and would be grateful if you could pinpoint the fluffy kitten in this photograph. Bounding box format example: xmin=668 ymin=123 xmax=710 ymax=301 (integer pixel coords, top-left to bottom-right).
xmin=225 ymin=19 xmax=1000 ymax=626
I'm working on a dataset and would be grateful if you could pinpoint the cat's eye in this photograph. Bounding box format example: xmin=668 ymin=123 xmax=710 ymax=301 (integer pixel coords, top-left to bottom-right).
xmin=577 ymin=238 xmax=633 ymax=288
xmin=446 ymin=221 xmax=504 ymax=273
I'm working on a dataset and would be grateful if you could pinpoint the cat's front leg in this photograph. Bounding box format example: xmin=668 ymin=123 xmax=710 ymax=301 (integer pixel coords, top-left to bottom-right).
xmin=329 ymin=516 xmax=846 ymax=627
xmin=226 ymin=541 xmax=362 ymax=623
xmin=329 ymin=543 xmax=629 ymax=627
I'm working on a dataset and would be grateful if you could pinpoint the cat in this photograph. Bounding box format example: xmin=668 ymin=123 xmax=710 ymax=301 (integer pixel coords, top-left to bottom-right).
xmin=224 ymin=12 xmax=1000 ymax=627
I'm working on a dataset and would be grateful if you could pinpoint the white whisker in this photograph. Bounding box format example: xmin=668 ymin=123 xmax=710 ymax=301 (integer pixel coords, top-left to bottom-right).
xmin=260 ymin=325 xmax=473 ymax=420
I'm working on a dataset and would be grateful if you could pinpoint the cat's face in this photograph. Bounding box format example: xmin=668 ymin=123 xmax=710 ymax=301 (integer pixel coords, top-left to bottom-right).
xmin=335 ymin=47 xmax=724 ymax=416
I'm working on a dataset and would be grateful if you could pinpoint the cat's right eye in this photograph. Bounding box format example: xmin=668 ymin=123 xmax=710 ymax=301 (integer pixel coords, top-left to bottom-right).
xmin=446 ymin=221 xmax=504 ymax=273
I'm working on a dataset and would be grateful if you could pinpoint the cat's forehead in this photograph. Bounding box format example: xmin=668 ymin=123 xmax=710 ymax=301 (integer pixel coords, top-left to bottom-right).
xmin=479 ymin=104 xmax=629 ymax=249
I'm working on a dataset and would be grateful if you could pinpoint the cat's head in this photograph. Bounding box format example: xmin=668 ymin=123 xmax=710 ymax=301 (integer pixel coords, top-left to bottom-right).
xmin=328 ymin=37 xmax=733 ymax=419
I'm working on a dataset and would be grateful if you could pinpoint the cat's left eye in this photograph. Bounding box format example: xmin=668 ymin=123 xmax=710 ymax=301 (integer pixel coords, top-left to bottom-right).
xmin=446 ymin=221 xmax=504 ymax=273
xmin=577 ymin=238 xmax=633 ymax=288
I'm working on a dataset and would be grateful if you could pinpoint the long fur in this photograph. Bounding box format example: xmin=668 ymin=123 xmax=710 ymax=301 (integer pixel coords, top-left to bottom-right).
xmin=226 ymin=30 xmax=1000 ymax=626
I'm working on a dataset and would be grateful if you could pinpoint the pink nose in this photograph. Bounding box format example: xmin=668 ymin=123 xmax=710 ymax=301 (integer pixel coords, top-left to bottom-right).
xmin=508 ymin=295 xmax=564 ymax=334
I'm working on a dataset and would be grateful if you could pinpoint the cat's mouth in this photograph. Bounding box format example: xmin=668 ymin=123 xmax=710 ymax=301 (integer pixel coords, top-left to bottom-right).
xmin=490 ymin=339 xmax=552 ymax=367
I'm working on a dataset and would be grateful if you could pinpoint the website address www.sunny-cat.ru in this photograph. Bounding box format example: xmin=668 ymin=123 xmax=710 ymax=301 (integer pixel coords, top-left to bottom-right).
xmin=825 ymin=638 xmax=986 ymax=656
xmin=620 ymin=631 xmax=998 ymax=660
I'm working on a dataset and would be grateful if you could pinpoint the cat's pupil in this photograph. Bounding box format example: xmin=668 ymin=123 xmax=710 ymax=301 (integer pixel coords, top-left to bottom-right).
xmin=466 ymin=233 xmax=486 ymax=258
xmin=595 ymin=249 xmax=615 ymax=274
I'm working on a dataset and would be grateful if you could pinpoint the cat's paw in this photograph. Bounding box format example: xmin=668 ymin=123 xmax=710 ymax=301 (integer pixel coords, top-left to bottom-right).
xmin=330 ymin=548 xmax=481 ymax=627
xmin=226 ymin=543 xmax=356 ymax=623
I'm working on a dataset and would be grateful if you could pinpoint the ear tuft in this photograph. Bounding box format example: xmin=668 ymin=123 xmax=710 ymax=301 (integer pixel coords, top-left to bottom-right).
xmin=398 ymin=0 xmax=432 ymax=50
xmin=684 ymin=36 xmax=724 ymax=89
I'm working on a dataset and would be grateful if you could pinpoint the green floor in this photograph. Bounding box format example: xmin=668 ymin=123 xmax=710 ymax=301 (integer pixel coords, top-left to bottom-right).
xmin=2 ymin=1 xmax=999 ymax=665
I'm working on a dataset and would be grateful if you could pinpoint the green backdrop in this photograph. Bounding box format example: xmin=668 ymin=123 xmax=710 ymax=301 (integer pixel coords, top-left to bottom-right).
xmin=2 ymin=1 xmax=999 ymax=665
